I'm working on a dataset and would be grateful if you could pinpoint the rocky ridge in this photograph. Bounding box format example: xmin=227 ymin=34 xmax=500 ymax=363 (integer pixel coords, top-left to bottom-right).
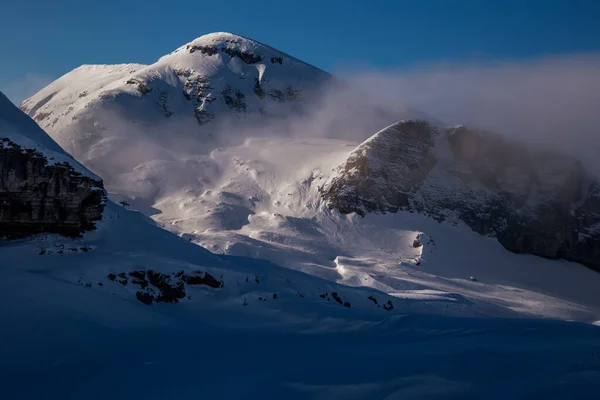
xmin=322 ymin=120 xmax=600 ymax=271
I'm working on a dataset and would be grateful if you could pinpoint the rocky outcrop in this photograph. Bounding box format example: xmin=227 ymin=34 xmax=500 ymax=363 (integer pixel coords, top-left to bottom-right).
xmin=322 ymin=120 xmax=437 ymax=216
xmin=108 ymin=269 xmax=224 ymax=305
xmin=187 ymin=43 xmax=264 ymax=64
xmin=322 ymin=121 xmax=600 ymax=272
xmin=221 ymin=85 xmax=247 ymax=112
xmin=0 ymin=138 xmax=105 ymax=238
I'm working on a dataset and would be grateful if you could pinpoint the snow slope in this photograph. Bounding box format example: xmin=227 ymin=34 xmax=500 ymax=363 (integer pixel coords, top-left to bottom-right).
xmin=2 ymin=202 xmax=600 ymax=399
xmin=4 ymin=271 xmax=600 ymax=399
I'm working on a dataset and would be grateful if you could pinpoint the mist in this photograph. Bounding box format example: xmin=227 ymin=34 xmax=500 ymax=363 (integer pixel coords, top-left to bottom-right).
xmin=42 ymin=51 xmax=600 ymax=205
xmin=206 ymin=52 xmax=600 ymax=173
xmin=336 ymin=53 xmax=600 ymax=172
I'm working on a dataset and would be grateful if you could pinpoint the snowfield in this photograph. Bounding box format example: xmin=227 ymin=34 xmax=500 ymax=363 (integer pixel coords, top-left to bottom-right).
xmin=2 ymin=202 xmax=600 ymax=399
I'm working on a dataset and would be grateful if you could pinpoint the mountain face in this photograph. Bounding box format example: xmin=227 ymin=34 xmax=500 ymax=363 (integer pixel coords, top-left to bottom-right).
xmin=22 ymin=32 xmax=331 ymax=128
xmin=0 ymin=92 xmax=105 ymax=237
xmin=322 ymin=121 xmax=600 ymax=271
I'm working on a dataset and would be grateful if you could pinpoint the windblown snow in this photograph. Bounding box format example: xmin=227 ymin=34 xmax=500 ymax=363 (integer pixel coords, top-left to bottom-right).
xmin=5 ymin=32 xmax=600 ymax=398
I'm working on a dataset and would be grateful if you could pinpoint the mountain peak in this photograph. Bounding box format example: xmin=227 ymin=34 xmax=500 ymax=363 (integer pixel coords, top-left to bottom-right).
xmin=189 ymin=32 xmax=257 ymax=46
xmin=161 ymin=31 xmax=289 ymax=67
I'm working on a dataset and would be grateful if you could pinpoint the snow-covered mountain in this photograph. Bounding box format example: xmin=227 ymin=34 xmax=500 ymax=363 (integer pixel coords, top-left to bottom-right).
xmin=5 ymin=33 xmax=600 ymax=398
xmin=19 ymin=32 xmax=600 ymax=326
xmin=20 ymin=33 xmax=333 ymax=187
xmin=22 ymin=32 xmax=333 ymax=129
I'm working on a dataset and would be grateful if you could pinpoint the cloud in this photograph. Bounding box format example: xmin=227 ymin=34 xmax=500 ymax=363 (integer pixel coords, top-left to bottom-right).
xmin=2 ymin=73 xmax=55 ymax=106
xmin=210 ymin=53 xmax=600 ymax=174
xmin=336 ymin=53 xmax=600 ymax=172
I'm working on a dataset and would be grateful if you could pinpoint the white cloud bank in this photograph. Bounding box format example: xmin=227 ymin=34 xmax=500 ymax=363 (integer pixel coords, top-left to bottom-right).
xmin=338 ymin=53 xmax=600 ymax=172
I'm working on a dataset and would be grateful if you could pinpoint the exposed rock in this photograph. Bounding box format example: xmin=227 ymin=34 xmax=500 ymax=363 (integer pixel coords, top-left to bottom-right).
xmin=331 ymin=292 xmax=343 ymax=305
xmin=0 ymin=138 xmax=105 ymax=238
xmin=156 ymin=91 xmax=174 ymax=117
xmin=383 ymin=300 xmax=394 ymax=311
xmin=129 ymin=270 xmax=148 ymax=288
xmin=222 ymin=46 xmax=263 ymax=64
xmin=322 ymin=120 xmax=436 ymax=216
xmin=187 ymin=44 xmax=264 ymax=64
xmin=323 ymin=121 xmax=600 ymax=272
xmin=126 ymin=78 xmax=152 ymax=95
xmin=221 ymin=85 xmax=247 ymax=112
xmin=182 ymin=271 xmax=223 ymax=288
xmin=194 ymin=108 xmax=216 ymax=125
xmin=147 ymin=270 xmax=186 ymax=303
xmin=136 ymin=291 xmax=154 ymax=305
xmin=330 ymin=291 xmax=350 ymax=307
xmin=253 ymin=78 xmax=265 ymax=99
xmin=188 ymin=44 xmax=218 ymax=56
xmin=111 ymin=269 xmax=225 ymax=305
xmin=267 ymin=86 xmax=301 ymax=102
xmin=117 ymin=276 xmax=128 ymax=286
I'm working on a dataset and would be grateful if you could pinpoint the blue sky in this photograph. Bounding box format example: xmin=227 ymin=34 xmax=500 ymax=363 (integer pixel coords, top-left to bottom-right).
xmin=1 ymin=0 xmax=599 ymax=103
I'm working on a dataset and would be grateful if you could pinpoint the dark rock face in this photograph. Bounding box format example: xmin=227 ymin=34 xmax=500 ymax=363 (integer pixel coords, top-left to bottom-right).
xmin=221 ymin=85 xmax=247 ymax=112
xmin=322 ymin=120 xmax=437 ymax=216
xmin=436 ymin=127 xmax=599 ymax=269
xmin=322 ymin=121 xmax=600 ymax=272
xmin=0 ymin=138 xmax=105 ymax=238
xmin=187 ymin=44 xmax=264 ymax=64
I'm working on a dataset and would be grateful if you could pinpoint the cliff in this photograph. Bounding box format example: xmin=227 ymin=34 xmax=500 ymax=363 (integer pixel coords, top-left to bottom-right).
xmin=0 ymin=92 xmax=105 ymax=237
